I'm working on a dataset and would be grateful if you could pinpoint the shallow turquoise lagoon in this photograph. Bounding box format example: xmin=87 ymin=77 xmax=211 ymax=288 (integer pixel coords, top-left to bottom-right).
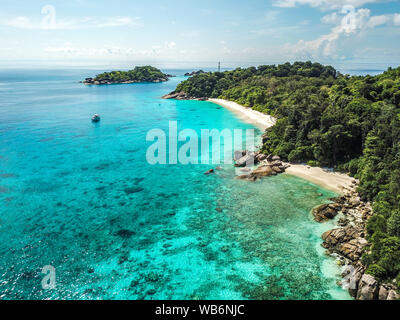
xmin=0 ymin=69 xmax=351 ymax=300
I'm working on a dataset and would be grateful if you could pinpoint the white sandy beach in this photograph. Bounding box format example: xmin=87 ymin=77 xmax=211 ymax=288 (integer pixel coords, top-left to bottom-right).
xmin=208 ymin=98 xmax=355 ymax=194
xmin=285 ymin=164 xmax=356 ymax=194
xmin=209 ymin=98 xmax=276 ymax=131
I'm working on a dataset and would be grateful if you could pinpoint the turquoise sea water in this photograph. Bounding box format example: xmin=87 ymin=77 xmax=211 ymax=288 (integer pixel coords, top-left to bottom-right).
xmin=0 ymin=69 xmax=351 ymax=300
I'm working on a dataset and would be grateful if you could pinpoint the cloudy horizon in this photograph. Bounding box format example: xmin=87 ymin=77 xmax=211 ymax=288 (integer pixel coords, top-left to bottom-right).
xmin=1 ymin=0 xmax=400 ymax=69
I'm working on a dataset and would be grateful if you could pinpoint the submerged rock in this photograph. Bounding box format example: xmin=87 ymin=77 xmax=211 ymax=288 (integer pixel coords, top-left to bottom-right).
xmin=87 ymin=268 xmax=95 ymax=274
xmin=236 ymin=174 xmax=257 ymax=182
xmin=145 ymin=272 xmax=161 ymax=282
xmin=0 ymin=186 xmax=10 ymax=193
xmin=118 ymin=255 xmax=129 ymax=264
xmin=124 ymin=187 xmax=144 ymax=194
xmin=147 ymin=289 xmax=156 ymax=295
xmin=221 ymin=246 xmax=229 ymax=253
xmin=115 ymin=229 xmax=136 ymax=238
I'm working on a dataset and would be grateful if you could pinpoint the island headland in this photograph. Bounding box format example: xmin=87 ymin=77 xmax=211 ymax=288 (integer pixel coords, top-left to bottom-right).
xmin=184 ymin=70 xmax=206 ymax=77
xmin=163 ymin=61 xmax=400 ymax=300
xmin=83 ymin=66 xmax=172 ymax=85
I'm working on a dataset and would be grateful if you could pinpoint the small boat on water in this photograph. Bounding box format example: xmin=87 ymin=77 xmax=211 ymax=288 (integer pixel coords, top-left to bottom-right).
xmin=92 ymin=114 xmax=101 ymax=123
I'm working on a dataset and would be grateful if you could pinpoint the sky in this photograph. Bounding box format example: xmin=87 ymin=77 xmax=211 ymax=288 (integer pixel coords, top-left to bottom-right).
xmin=0 ymin=0 xmax=400 ymax=68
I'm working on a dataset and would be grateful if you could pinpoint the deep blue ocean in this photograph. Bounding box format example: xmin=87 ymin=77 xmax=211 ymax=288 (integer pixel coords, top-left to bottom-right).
xmin=0 ymin=68 xmax=351 ymax=300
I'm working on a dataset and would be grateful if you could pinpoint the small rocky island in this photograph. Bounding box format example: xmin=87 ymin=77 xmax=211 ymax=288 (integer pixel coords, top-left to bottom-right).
xmin=184 ymin=70 xmax=205 ymax=77
xmin=83 ymin=66 xmax=173 ymax=85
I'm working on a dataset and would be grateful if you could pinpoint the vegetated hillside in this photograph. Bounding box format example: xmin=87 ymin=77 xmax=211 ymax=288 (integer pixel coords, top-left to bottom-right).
xmin=176 ymin=61 xmax=400 ymax=285
xmin=85 ymin=66 xmax=170 ymax=84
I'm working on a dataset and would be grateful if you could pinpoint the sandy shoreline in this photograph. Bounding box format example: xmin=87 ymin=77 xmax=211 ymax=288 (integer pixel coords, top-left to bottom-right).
xmin=207 ymin=98 xmax=355 ymax=194
xmin=285 ymin=164 xmax=356 ymax=194
xmin=208 ymin=98 xmax=276 ymax=131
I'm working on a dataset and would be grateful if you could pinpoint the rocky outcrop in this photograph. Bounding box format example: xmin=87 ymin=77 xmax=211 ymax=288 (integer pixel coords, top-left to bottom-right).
xmin=252 ymin=166 xmax=274 ymax=177
xmin=233 ymin=151 xmax=290 ymax=181
xmin=233 ymin=150 xmax=399 ymax=299
xmin=318 ymin=185 xmax=399 ymax=300
xmin=162 ymin=91 xmax=191 ymax=100
xmin=322 ymin=227 xmax=360 ymax=247
xmin=312 ymin=203 xmax=341 ymax=222
xmin=341 ymin=265 xmax=364 ymax=297
xmin=356 ymin=274 xmax=379 ymax=300
xmin=235 ymin=152 xmax=255 ymax=167
xmin=379 ymin=285 xmax=390 ymax=300
xmin=161 ymin=91 xmax=207 ymax=101
xmin=387 ymin=289 xmax=400 ymax=300
xmin=184 ymin=70 xmax=205 ymax=77
xmin=255 ymin=153 xmax=268 ymax=163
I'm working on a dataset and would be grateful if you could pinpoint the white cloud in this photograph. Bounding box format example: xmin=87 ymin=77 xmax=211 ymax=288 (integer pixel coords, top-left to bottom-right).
xmin=44 ymin=41 xmax=178 ymax=58
xmin=394 ymin=13 xmax=400 ymax=25
xmin=264 ymin=10 xmax=280 ymax=21
xmin=163 ymin=41 xmax=176 ymax=49
xmin=367 ymin=15 xmax=391 ymax=27
xmin=285 ymin=7 xmax=398 ymax=59
xmin=96 ymin=17 xmax=141 ymax=28
xmin=44 ymin=46 xmax=146 ymax=56
xmin=321 ymin=12 xmax=340 ymax=24
xmin=3 ymin=16 xmax=142 ymax=30
xmin=222 ymin=46 xmax=232 ymax=55
xmin=274 ymin=0 xmax=388 ymax=10
xmin=4 ymin=17 xmax=35 ymax=29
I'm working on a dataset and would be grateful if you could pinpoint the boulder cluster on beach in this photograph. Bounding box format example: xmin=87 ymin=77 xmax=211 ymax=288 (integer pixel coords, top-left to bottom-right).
xmin=234 ymin=151 xmax=290 ymax=181
xmin=312 ymin=185 xmax=400 ymax=300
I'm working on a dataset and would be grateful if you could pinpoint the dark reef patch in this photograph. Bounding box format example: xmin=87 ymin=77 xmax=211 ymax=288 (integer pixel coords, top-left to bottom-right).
xmin=124 ymin=187 xmax=144 ymax=194
xmin=0 ymin=173 xmax=16 ymax=178
xmin=0 ymin=186 xmax=10 ymax=193
xmin=133 ymin=177 xmax=145 ymax=184
xmin=94 ymin=163 xmax=111 ymax=170
xmin=115 ymin=229 xmax=136 ymax=238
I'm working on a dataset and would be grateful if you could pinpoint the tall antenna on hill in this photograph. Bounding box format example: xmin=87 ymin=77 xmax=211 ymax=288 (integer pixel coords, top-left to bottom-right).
xmin=218 ymin=61 xmax=221 ymax=72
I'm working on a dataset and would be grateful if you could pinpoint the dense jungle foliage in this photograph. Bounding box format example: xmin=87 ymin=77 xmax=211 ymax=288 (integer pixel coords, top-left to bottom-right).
xmin=93 ymin=66 xmax=168 ymax=82
xmin=176 ymin=61 xmax=400 ymax=285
